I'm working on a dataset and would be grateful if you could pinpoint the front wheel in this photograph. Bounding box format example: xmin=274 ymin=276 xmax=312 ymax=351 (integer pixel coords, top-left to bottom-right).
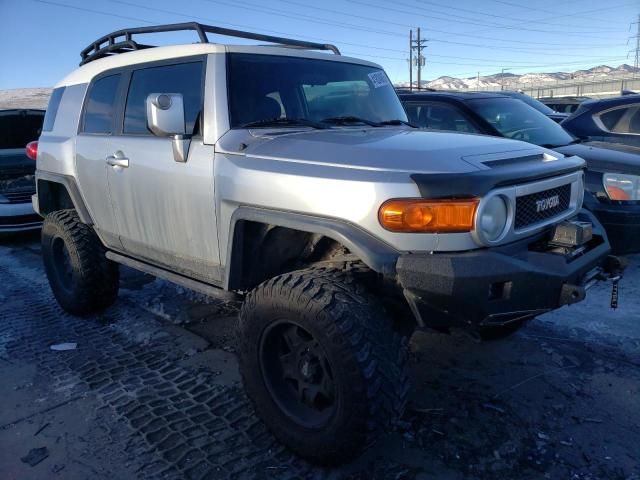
xmin=237 ymin=267 xmax=410 ymax=465
xmin=41 ymin=209 xmax=119 ymax=315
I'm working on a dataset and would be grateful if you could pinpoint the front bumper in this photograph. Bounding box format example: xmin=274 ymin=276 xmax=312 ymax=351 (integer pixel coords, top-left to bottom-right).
xmin=396 ymin=210 xmax=612 ymax=330
xmin=0 ymin=201 xmax=42 ymax=233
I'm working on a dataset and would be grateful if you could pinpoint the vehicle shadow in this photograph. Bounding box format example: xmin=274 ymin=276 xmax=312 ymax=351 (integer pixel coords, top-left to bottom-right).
xmin=0 ymin=229 xmax=40 ymax=246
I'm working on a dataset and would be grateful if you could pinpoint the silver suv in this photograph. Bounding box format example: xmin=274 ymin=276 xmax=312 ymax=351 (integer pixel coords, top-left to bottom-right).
xmin=33 ymin=23 xmax=615 ymax=465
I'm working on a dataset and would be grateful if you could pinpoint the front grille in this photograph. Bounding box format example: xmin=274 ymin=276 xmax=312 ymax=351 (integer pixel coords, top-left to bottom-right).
xmin=515 ymin=184 xmax=571 ymax=229
xmin=0 ymin=190 xmax=35 ymax=204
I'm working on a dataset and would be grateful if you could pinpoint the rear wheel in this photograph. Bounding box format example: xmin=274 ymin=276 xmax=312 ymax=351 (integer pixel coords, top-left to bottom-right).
xmin=238 ymin=267 xmax=410 ymax=465
xmin=42 ymin=209 xmax=119 ymax=315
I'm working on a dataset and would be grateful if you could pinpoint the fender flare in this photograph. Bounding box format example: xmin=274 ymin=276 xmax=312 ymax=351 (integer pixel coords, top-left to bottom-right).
xmin=35 ymin=171 xmax=94 ymax=225
xmin=224 ymin=206 xmax=400 ymax=289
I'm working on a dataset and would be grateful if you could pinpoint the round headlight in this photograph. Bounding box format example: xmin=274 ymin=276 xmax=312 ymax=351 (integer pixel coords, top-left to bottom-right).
xmin=479 ymin=196 xmax=508 ymax=242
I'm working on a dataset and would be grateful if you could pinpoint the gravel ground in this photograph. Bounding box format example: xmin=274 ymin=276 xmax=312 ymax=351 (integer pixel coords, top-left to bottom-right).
xmin=0 ymin=231 xmax=638 ymax=480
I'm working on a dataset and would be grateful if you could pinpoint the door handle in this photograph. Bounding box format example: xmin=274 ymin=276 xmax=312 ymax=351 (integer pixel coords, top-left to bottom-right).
xmin=106 ymin=155 xmax=129 ymax=168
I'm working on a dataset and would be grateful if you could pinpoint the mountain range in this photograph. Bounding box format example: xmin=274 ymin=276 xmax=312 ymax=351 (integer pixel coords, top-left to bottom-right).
xmin=396 ymin=64 xmax=640 ymax=90
xmin=1 ymin=63 xmax=639 ymax=109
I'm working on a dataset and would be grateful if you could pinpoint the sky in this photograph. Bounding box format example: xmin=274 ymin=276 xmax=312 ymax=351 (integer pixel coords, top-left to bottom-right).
xmin=0 ymin=0 xmax=638 ymax=89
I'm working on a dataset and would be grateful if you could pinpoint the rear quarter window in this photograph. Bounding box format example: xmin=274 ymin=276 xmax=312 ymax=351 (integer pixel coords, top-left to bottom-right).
xmin=599 ymin=107 xmax=627 ymax=132
xmin=42 ymin=87 xmax=65 ymax=132
xmin=82 ymin=74 xmax=121 ymax=134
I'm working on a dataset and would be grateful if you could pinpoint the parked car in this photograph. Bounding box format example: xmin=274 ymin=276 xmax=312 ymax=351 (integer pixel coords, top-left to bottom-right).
xmin=561 ymin=94 xmax=640 ymax=148
xmin=540 ymin=96 xmax=590 ymax=114
xmin=34 ymin=22 xmax=617 ymax=465
xmin=399 ymin=91 xmax=640 ymax=254
xmin=494 ymin=91 xmax=569 ymax=123
xmin=0 ymin=108 xmax=44 ymax=234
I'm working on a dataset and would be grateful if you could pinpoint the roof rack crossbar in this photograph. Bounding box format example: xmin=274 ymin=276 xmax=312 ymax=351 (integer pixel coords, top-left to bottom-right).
xmin=80 ymin=21 xmax=340 ymax=65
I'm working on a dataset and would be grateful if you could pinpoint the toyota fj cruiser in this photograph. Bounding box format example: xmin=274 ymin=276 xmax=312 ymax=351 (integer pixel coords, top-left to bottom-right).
xmin=32 ymin=23 xmax=619 ymax=465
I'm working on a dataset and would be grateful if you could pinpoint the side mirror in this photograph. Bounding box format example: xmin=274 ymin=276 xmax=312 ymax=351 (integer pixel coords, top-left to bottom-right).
xmin=146 ymin=93 xmax=185 ymax=136
xmin=146 ymin=93 xmax=191 ymax=163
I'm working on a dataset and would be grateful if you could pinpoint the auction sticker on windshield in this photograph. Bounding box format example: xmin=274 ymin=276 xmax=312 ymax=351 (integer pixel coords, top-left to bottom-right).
xmin=368 ymin=71 xmax=390 ymax=88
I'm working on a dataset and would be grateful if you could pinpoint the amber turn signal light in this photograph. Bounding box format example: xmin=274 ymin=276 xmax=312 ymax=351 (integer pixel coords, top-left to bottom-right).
xmin=379 ymin=198 xmax=479 ymax=233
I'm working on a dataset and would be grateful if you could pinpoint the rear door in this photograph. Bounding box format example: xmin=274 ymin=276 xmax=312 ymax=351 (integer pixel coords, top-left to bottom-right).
xmin=75 ymin=73 xmax=124 ymax=248
xmin=106 ymin=59 xmax=222 ymax=284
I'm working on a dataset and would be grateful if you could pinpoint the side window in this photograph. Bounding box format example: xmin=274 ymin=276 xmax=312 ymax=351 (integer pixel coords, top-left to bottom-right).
xmin=627 ymin=108 xmax=640 ymax=134
xmin=82 ymin=74 xmax=121 ymax=134
xmin=123 ymin=62 xmax=203 ymax=135
xmin=404 ymin=103 xmax=421 ymax=125
xmin=598 ymin=107 xmax=627 ymax=132
xmin=410 ymin=102 xmax=479 ymax=133
xmin=42 ymin=87 xmax=65 ymax=132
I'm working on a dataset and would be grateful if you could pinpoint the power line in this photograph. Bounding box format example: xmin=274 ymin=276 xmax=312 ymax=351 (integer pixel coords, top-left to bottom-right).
xmin=347 ymin=0 xmax=627 ymax=39
xmin=404 ymin=0 xmax=620 ymax=33
xmin=273 ymin=0 xmax=625 ymax=48
xmin=107 ymin=0 xmax=633 ymax=67
xmin=29 ymin=0 xmax=634 ymax=78
xmin=469 ymin=0 xmax=639 ymax=36
xmin=484 ymin=0 xmax=628 ymax=24
xmin=203 ymin=0 xmax=626 ymax=55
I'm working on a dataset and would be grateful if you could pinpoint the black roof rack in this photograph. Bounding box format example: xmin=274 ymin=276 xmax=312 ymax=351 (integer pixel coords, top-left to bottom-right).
xmin=80 ymin=22 xmax=341 ymax=66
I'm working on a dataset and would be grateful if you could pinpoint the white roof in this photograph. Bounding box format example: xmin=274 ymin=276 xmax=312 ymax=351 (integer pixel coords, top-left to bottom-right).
xmin=56 ymin=43 xmax=382 ymax=87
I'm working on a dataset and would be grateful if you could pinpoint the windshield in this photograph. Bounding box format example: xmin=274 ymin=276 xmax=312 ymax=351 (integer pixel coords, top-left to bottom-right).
xmin=468 ymin=97 xmax=575 ymax=147
xmin=511 ymin=93 xmax=556 ymax=115
xmin=227 ymin=53 xmax=407 ymax=128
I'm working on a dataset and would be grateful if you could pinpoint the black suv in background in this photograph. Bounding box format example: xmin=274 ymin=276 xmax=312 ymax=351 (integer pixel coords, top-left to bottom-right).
xmin=496 ymin=91 xmax=569 ymax=123
xmin=0 ymin=109 xmax=44 ymax=234
xmin=562 ymin=94 xmax=640 ymax=148
xmin=398 ymin=91 xmax=640 ymax=254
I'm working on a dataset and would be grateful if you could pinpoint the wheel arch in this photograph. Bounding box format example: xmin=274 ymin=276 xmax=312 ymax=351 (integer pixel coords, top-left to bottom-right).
xmin=36 ymin=172 xmax=93 ymax=225
xmin=224 ymin=206 xmax=399 ymax=291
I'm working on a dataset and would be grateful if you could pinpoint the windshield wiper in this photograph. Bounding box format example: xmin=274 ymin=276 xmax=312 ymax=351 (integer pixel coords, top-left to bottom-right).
xmin=320 ymin=116 xmax=382 ymax=127
xmin=240 ymin=118 xmax=328 ymax=129
xmin=541 ymin=138 xmax=582 ymax=149
xmin=378 ymin=119 xmax=417 ymax=128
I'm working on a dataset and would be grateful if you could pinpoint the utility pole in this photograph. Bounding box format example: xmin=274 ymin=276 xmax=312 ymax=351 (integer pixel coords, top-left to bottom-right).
xmin=409 ymin=28 xmax=428 ymax=90
xmin=635 ymin=14 xmax=640 ymax=70
xmin=501 ymin=68 xmax=511 ymax=91
xmin=628 ymin=14 xmax=640 ymax=76
xmin=409 ymin=30 xmax=413 ymax=91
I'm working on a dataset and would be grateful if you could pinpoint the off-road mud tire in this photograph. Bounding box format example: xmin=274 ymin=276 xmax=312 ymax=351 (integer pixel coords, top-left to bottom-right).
xmin=237 ymin=266 xmax=410 ymax=465
xmin=42 ymin=209 xmax=119 ymax=315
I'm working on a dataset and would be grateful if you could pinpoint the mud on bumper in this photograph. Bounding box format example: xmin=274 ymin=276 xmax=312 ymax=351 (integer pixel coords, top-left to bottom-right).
xmin=396 ymin=211 xmax=612 ymax=330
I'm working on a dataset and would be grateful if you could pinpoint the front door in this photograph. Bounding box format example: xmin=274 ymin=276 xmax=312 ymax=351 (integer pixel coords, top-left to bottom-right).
xmin=106 ymin=59 xmax=222 ymax=285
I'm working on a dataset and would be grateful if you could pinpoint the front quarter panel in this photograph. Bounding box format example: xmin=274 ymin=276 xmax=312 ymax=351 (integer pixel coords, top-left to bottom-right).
xmin=214 ymin=150 xmax=481 ymax=267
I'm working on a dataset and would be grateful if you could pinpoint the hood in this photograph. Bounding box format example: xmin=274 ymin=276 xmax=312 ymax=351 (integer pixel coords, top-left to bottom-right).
xmin=217 ymin=128 xmax=555 ymax=174
xmin=553 ymin=142 xmax=640 ymax=175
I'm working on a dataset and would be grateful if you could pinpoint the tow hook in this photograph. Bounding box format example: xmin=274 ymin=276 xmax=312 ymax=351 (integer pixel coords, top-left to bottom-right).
xmin=598 ymin=255 xmax=626 ymax=310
